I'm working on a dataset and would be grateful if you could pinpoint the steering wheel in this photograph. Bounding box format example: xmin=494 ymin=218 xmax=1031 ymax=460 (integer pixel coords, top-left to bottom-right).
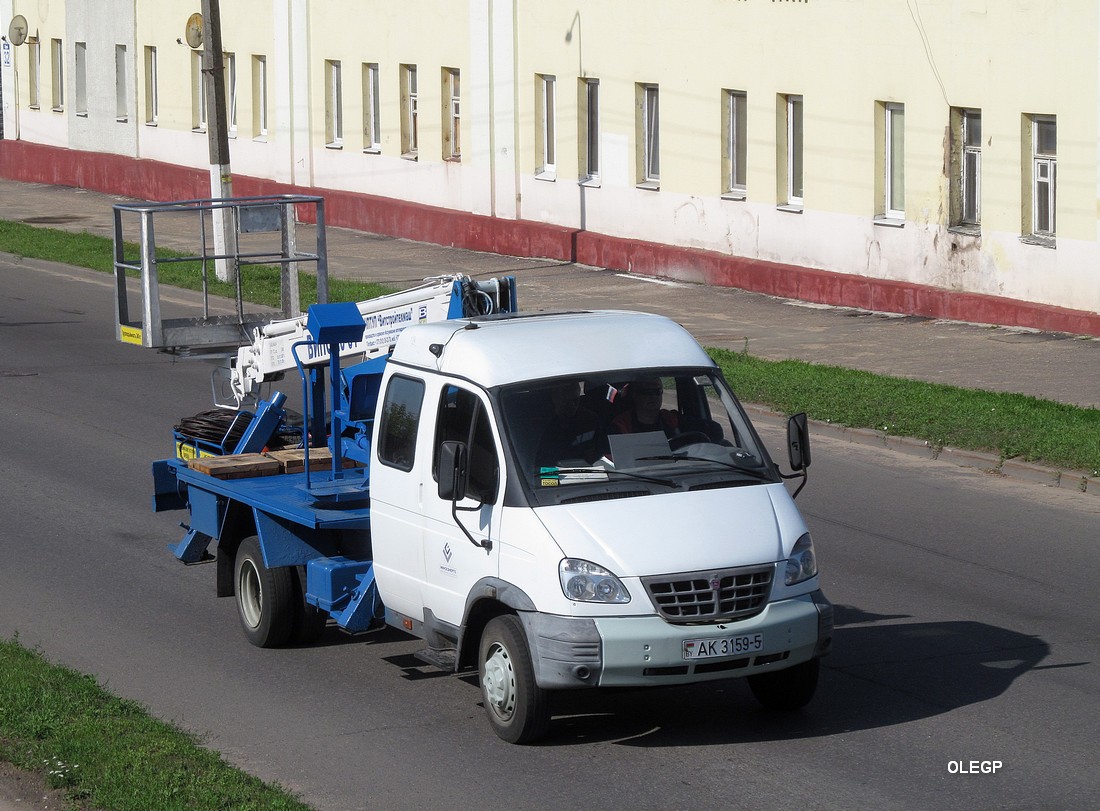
xmin=669 ymin=431 xmax=711 ymax=451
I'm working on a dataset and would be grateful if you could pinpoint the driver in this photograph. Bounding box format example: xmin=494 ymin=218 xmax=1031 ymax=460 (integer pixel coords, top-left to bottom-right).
xmin=609 ymin=379 xmax=681 ymax=438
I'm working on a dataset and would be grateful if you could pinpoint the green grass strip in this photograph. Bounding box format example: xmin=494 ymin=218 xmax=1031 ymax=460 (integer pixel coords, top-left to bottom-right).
xmin=0 ymin=638 xmax=312 ymax=811
xmin=0 ymin=219 xmax=389 ymax=310
xmin=711 ymin=347 xmax=1100 ymax=476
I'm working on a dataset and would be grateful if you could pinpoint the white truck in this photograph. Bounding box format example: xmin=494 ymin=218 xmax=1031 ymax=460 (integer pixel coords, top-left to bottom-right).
xmin=153 ymin=296 xmax=832 ymax=743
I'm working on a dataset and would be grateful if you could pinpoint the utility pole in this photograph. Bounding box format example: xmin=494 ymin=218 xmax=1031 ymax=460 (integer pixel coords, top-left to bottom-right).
xmin=200 ymin=0 xmax=236 ymax=283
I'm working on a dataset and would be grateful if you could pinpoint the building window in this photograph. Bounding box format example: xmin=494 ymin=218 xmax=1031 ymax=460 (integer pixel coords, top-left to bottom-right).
xmin=884 ymin=102 xmax=904 ymax=219
xmin=74 ymin=42 xmax=88 ymax=117
xmin=115 ymin=45 xmax=127 ymax=122
xmin=950 ymin=108 xmax=981 ymax=228
xmin=639 ymin=83 xmax=660 ymax=187
xmin=224 ymin=52 xmax=236 ymax=136
xmin=783 ymin=94 xmax=803 ymax=206
xmin=324 ymin=59 xmax=342 ymax=147
xmin=536 ymin=74 xmax=556 ymax=178
xmin=723 ymin=89 xmax=747 ymax=197
xmin=251 ymin=55 xmax=267 ymax=137
xmin=400 ymin=64 xmax=418 ymax=158
xmin=51 ymin=38 xmax=64 ymax=112
xmin=28 ymin=39 xmax=41 ymax=109
xmin=362 ymin=62 xmax=380 ymax=152
xmin=1030 ymin=115 xmax=1056 ymax=237
xmin=443 ymin=68 xmax=460 ymax=160
xmin=144 ymin=46 xmax=158 ymax=125
xmin=580 ymin=78 xmax=600 ymax=182
xmin=192 ymin=51 xmax=206 ymax=132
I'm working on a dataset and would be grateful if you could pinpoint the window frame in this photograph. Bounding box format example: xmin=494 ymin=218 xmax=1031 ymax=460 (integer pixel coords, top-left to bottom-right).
xmin=192 ymin=50 xmax=206 ymax=132
xmin=400 ymin=63 xmax=418 ymax=159
xmin=144 ymin=46 xmax=159 ymax=126
xmin=443 ymin=67 xmax=461 ymax=160
xmin=723 ymin=89 xmax=747 ymax=198
xmin=536 ymin=73 xmax=556 ymax=179
xmin=324 ymin=58 xmax=343 ymax=148
xmin=115 ymin=44 xmax=128 ymax=123
xmin=884 ymin=102 xmax=905 ymax=220
xmin=378 ymin=375 xmax=426 ymax=472
xmin=960 ymin=110 xmax=981 ymax=226
xmin=251 ymin=54 xmax=267 ymax=138
xmin=74 ymin=42 xmax=88 ymax=118
xmin=784 ymin=94 xmax=803 ymax=207
xmin=581 ymin=78 xmax=600 ymax=183
xmin=640 ymin=83 xmax=660 ymax=188
xmin=223 ymin=51 xmax=236 ymax=136
xmin=432 ymin=385 xmax=500 ymax=504
xmin=362 ymin=62 xmax=380 ymax=153
xmin=28 ymin=38 xmax=41 ymax=110
xmin=1031 ymin=115 xmax=1056 ymax=238
xmin=51 ymin=38 xmax=64 ymax=112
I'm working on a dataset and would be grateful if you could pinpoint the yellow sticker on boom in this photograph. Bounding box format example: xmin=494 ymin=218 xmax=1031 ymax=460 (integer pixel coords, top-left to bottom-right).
xmin=120 ymin=325 xmax=143 ymax=345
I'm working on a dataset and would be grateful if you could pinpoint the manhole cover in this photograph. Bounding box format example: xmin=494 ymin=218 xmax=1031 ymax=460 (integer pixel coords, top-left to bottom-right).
xmin=20 ymin=215 xmax=89 ymax=225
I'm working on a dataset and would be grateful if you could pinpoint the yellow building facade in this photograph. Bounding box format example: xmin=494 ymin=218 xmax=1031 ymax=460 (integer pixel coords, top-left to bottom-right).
xmin=1 ymin=1 xmax=1097 ymax=330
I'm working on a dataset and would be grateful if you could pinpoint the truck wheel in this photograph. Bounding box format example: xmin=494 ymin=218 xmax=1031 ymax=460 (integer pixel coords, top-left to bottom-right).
xmin=479 ymin=614 xmax=550 ymax=744
xmin=748 ymin=658 xmax=820 ymax=711
xmin=234 ymin=536 xmax=295 ymax=648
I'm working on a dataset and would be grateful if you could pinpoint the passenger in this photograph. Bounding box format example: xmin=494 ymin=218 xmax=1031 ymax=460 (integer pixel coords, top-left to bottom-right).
xmin=536 ymin=382 xmax=604 ymax=465
xmin=610 ymin=379 xmax=680 ymax=438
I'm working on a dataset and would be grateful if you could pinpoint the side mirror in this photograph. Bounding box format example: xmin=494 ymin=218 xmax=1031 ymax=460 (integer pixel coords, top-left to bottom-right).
xmin=438 ymin=441 xmax=469 ymax=501
xmin=787 ymin=412 xmax=812 ymax=471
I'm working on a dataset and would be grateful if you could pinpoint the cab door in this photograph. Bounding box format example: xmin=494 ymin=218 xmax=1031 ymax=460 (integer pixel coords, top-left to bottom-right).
xmin=420 ymin=383 xmax=503 ymax=627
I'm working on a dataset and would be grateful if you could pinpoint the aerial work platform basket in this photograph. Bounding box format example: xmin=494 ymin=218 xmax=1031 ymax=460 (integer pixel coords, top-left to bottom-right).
xmin=112 ymin=194 xmax=330 ymax=356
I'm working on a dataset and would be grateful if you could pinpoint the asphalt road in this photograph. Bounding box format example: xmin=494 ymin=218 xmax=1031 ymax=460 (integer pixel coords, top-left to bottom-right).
xmin=2 ymin=256 xmax=1098 ymax=811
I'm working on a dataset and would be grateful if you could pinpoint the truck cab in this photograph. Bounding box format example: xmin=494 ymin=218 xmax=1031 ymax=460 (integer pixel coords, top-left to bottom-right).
xmin=368 ymin=310 xmax=832 ymax=742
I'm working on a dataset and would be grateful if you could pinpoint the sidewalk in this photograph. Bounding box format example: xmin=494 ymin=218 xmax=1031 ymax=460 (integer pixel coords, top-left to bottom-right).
xmin=2 ymin=177 xmax=1098 ymax=491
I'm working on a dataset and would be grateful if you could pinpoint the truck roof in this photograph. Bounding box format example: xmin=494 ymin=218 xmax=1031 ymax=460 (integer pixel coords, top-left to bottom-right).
xmin=389 ymin=310 xmax=715 ymax=388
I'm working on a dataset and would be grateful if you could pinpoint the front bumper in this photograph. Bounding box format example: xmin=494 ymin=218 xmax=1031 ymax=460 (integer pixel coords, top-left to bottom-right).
xmin=521 ymin=590 xmax=832 ymax=690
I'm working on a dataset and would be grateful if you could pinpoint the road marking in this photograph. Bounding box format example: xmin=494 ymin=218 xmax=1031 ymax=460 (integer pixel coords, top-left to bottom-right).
xmin=614 ymin=274 xmax=686 ymax=288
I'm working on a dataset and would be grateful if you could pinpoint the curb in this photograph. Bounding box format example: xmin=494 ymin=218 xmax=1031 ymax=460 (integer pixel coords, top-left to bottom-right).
xmin=743 ymin=405 xmax=1098 ymax=498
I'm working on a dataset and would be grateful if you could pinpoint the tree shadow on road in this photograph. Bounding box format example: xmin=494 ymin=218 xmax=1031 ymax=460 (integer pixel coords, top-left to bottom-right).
xmin=539 ymin=604 xmax=1054 ymax=747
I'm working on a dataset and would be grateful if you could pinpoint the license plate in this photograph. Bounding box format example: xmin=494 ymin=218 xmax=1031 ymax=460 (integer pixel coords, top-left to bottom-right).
xmin=682 ymin=633 xmax=764 ymax=660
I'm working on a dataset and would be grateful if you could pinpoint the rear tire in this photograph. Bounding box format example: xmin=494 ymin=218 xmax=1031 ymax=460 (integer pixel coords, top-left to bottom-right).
xmin=234 ymin=536 xmax=296 ymax=648
xmin=479 ymin=614 xmax=550 ymax=744
xmin=748 ymin=658 xmax=820 ymax=711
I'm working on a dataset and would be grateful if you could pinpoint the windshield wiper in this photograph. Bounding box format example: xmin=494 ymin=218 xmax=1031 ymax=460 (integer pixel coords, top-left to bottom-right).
xmin=637 ymin=454 xmax=774 ymax=482
xmin=546 ymin=466 xmax=678 ymax=488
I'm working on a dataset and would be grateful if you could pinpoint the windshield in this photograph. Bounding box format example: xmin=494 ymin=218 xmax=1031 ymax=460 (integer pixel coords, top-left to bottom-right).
xmin=498 ymin=368 xmax=778 ymax=507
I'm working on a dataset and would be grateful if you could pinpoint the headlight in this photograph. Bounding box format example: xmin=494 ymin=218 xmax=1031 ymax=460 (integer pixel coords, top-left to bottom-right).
xmin=784 ymin=533 xmax=817 ymax=585
xmin=559 ymin=559 xmax=631 ymax=603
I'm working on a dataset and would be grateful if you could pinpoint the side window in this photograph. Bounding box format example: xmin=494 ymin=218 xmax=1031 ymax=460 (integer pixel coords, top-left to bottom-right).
xmin=377 ymin=375 xmax=425 ymax=471
xmin=433 ymin=385 xmax=499 ymax=503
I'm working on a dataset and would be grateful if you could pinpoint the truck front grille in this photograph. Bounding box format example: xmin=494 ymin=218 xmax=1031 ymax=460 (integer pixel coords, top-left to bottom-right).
xmin=642 ymin=564 xmax=773 ymax=623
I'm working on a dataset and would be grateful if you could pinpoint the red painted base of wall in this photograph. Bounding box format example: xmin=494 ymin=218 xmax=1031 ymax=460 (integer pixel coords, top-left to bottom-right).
xmin=3 ymin=140 xmax=1099 ymax=337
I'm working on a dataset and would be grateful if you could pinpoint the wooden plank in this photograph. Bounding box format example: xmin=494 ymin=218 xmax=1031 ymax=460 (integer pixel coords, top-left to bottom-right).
xmin=265 ymin=447 xmax=358 ymax=475
xmin=188 ymin=453 xmax=281 ymax=480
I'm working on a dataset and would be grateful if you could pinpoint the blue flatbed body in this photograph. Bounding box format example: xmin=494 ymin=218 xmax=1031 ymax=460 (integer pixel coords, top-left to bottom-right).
xmin=165 ymin=457 xmax=372 ymax=530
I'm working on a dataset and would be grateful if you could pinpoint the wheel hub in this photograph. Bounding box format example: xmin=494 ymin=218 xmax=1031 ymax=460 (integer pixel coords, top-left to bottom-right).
xmin=482 ymin=643 xmax=516 ymax=718
xmin=238 ymin=560 xmax=262 ymax=629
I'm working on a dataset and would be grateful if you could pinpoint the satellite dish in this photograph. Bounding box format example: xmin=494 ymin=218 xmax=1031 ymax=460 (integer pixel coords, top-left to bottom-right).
xmin=184 ymin=13 xmax=203 ymax=49
xmin=7 ymin=15 xmax=29 ymax=46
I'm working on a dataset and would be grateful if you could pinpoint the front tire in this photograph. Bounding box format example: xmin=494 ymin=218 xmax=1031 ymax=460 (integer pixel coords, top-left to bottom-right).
xmin=479 ymin=614 xmax=550 ymax=744
xmin=748 ymin=658 xmax=820 ymax=711
xmin=234 ymin=536 xmax=296 ymax=648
